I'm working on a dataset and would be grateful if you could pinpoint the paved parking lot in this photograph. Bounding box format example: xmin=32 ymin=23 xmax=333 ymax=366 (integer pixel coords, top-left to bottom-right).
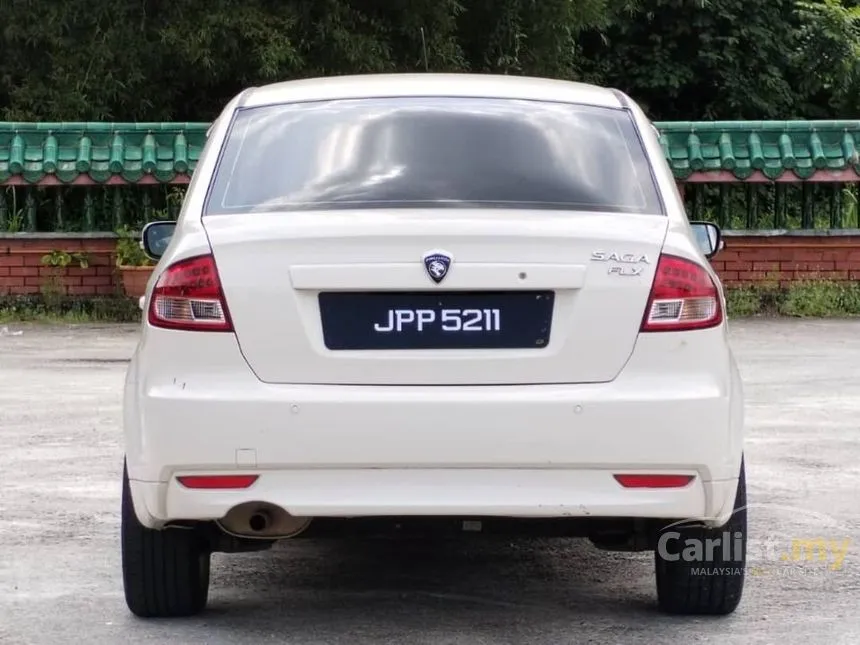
xmin=1 ymin=320 xmax=859 ymax=644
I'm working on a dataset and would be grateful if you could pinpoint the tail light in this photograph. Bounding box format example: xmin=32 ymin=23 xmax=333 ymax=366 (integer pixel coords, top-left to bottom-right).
xmin=640 ymin=254 xmax=722 ymax=332
xmin=147 ymin=254 xmax=233 ymax=331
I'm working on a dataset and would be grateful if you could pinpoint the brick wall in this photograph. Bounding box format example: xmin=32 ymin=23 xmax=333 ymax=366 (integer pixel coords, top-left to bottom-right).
xmin=1 ymin=232 xmax=859 ymax=297
xmin=712 ymin=233 xmax=860 ymax=287
xmin=0 ymin=235 xmax=119 ymax=296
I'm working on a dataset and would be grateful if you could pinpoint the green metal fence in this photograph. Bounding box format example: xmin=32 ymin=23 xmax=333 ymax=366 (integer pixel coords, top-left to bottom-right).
xmin=3 ymin=183 xmax=859 ymax=233
xmin=684 ymin=183 xmax=860 ymax=230
xmin=1 ymin=120 xmax=859 ymax=233
xmin=0 ymin=184 xmax=185 ymax=233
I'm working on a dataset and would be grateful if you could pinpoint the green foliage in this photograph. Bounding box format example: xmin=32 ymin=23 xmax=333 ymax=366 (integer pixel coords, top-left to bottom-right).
xmin=778 ymin=280 xmax=860 ymax=316
xmin=3 ymin=211 xmax=25 ymax=233
xmin=38 ymin=249 xmax=90 ymax=307
xmin=7 ymin=0 xmax=857 ymax=123
xmin=0 ymin=1 xmax=858 ymax=125
xmin=0 ymin=0 xmax=637 ymax=121
xmin=0 ymin=294 xmax=141 ymax=324
xmin=577 ymin=0 xmax=860 ymax=120
xmin=793 ymin=0 xmax=860 ymax=118
xmin=40 ymin=250 xmax=89 ymax=269
xmin=724 ymin=280 xmax=860 ymax=317
xmin=115 ymin=225 xmax=153 ymax=267
xmin=845 ymin=187 xmax=859 ymax=225
xmin=1 ymin=187 xmax=26 ymax=232
xmin=725 ymin=285 xmax=769 ymax=317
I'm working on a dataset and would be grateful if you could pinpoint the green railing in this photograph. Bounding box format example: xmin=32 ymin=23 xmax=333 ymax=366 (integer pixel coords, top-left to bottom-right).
xmin=1 ymin=120 xmax=859 ymax=233
xmin=0 ymin=184 xmax=185 ymax=233
xmin=684 ymin=183 xmax=860 ymax=230
xmin=664 ymin=120 xmax=860 ymax=231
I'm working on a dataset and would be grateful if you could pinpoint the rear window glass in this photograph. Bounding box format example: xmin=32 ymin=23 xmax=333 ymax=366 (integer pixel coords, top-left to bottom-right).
xmin=204 ymin=96 xmax=664 ymax=215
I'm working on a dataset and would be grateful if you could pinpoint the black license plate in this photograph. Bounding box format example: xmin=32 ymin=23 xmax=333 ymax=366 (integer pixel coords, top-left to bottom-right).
xmin=318 ymin=291 xmax=554 ymax=350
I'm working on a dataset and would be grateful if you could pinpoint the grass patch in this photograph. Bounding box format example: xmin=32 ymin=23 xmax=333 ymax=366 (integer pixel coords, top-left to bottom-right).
xmin=0 ymin=294 xmax=141 ymax=324
xmin=726 ymin=280 xmax=860 ymax=318
xmin=725 ymin=285 xmax=768 ymax=317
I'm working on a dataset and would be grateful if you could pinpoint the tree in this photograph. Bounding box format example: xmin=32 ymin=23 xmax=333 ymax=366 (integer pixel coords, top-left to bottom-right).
xmin=576 ymin=0 xmax=860 ymax=120
xmin=0 ymin=0 xmax=634 ymax=121
xmin=0 ymin=0 xmax=857 ymax=122
xmin=791 ymin=0 xmax=860 ymax=118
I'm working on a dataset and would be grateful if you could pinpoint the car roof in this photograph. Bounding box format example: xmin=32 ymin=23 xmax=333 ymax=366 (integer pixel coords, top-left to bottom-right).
xmin=241 ymin=73 xmax=624 ymax=110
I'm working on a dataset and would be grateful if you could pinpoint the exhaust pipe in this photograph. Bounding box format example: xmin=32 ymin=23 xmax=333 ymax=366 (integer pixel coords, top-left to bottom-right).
xmin=248 ymin=510 xmax=271 ymax=533
xmin=218 ymin=502 xmax=312 ymax=539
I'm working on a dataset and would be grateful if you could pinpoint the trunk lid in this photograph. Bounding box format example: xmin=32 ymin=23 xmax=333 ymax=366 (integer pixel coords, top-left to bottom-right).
xmin=203 ymin=209 xmax=667 ymax=385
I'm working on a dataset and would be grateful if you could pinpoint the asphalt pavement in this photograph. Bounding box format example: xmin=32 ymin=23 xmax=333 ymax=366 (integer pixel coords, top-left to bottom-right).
xmin=1 ymin=320 xmax=859 ymax=644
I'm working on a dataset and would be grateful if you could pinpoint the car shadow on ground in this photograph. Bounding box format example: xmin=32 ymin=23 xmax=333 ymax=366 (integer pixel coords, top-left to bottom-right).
xmin=122 ymin=537 xmax=736 ymax=640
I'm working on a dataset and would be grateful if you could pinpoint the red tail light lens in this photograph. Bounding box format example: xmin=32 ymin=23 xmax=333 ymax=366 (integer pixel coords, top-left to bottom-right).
xmin=147 ymin=254 xmax=233 ymax=332
xmin=640 ymin=254 xmax=722 ymax=332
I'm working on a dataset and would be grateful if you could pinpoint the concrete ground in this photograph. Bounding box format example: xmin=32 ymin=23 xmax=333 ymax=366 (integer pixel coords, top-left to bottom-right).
xmin=1 ymin=320 xmax=859 ymax=644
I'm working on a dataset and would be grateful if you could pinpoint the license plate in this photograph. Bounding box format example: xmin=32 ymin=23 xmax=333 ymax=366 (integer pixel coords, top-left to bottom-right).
xmin=318 ymin=291 xmax=554 ymax=350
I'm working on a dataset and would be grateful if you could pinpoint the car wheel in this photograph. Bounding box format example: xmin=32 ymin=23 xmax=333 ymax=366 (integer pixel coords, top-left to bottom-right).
xmin=121 ymin=460 xmax=211 ymax=618
xmin=654 ymin=457 xmax=746 ymax=615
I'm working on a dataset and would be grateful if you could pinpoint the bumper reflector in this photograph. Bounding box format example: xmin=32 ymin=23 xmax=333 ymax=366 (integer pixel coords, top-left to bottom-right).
xmin=177 ymin=475 xmax=259 ymax=489
xmin=613 ymin=474 xmax=695 ymax=489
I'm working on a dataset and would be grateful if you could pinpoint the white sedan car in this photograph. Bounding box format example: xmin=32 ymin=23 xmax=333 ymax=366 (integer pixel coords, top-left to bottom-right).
xmin=122 ymin=73 xmax=746 ymax=618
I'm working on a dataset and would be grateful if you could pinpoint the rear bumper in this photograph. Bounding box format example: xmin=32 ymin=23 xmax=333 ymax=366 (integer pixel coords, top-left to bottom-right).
xmin=131 ymin=469 xmax=740 ymax=534
xmin=124 ymin=328 xmax=744 ymax=529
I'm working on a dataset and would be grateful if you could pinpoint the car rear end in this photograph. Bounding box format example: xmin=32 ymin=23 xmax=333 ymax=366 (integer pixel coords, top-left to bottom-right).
xmin=123 ymin=79 xmax=743 ymax=536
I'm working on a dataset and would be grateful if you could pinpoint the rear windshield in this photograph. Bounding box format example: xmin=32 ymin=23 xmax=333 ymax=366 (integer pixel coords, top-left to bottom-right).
xmin=204 ymin=96 xmax=664 ymax=215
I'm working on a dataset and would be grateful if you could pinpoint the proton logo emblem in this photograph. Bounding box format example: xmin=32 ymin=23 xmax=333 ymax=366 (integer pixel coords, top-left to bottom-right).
xmin=422 ymin=250 xmax=453 ymax=284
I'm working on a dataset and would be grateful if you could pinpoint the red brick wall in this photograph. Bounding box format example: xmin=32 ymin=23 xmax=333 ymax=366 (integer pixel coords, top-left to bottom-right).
xmin=712 ymin=234 xmax=860 ymax=286
xmin=1 ymin=233 xmax=859 ymax=297
xmin=0 ymin=235 xmax=118 ymax=296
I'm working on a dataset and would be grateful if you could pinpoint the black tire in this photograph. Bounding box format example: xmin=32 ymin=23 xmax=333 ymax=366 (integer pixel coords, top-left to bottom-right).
xmin=121 ymin=460 xmax=211 ymax=618
xmin=654 ymin=458 xmax=746 ymax=615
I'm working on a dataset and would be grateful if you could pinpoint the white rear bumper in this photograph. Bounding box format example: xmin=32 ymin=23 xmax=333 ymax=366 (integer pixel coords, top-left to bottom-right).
xmin=124 ymin=328 xmax=744 ymax=528
xmin=133 ymin=468 xmax=739 ymax=531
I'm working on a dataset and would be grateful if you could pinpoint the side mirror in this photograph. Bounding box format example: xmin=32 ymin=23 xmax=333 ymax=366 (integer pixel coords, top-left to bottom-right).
xmin=689 ymin=221 xmax=723 ymax=259
xmin=141 ymin=221 xmax=176 ymax=261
